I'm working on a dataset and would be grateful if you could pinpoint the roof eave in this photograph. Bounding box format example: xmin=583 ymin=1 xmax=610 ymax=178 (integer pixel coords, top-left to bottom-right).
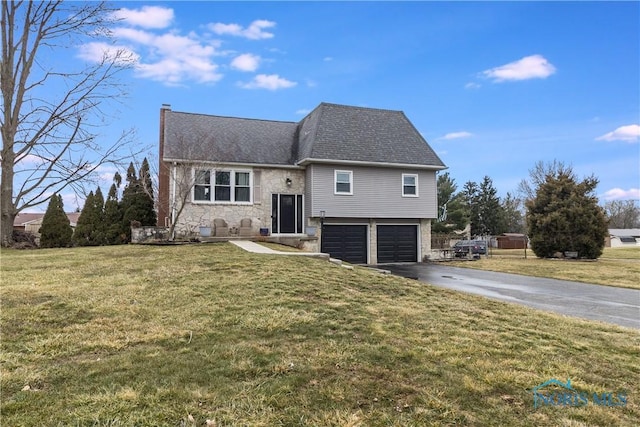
xmin=296 ymin=157 xmax=447 ymax=171
xmin=162 ymin=157 xmax=305 ymax=170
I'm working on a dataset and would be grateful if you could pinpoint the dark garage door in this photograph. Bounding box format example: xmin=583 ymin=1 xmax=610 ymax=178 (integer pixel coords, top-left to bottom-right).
xmin=377 ymin=225 xmax=418 ymax=263
xmin=321 ymin=225 xmax=367 ymax=264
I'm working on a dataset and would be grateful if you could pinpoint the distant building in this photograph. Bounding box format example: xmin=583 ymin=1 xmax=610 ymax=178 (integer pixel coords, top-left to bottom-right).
xmin=13 ymin=212 xmax=80 ymax=236
xmin=495 ymin=233 xmax=528 ymax=249
xmin=606 ymin=229 xmax=640 ymax=247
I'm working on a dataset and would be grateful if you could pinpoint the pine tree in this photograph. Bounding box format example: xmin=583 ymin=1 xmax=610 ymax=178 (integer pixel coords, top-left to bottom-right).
xmin=73 ymin=191 xmax=96 ymax=246
xmin=138 ymin=158 xmax=157 ymax=226
xmin=73 ymin=188 xmax=106 ymax=246
xmin=92 ymin=187 xmax=106 ymax=244
xmin=502 ymin=192 xmax=525 ymax=233
xmin=104 ymin=179 xmax=124 ymax=245
xmin=120 ymin=161 xmax=156 ymax=241
xmin=432 ymin=172 xmax=468 ymax=233
xmin=477 ymin=176 xmax=506 ymax=236
xmin=39 ymin=194 xmax=72 ymax=248
xmin=461 ymin=177 xmax=506 ymax=237
xmin=526 ymin=169 xmax=608 ymax=259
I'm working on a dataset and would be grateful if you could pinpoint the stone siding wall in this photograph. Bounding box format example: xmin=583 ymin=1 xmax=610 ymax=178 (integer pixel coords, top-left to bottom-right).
xmin=172 ymin=165 xmax=305 ymax=238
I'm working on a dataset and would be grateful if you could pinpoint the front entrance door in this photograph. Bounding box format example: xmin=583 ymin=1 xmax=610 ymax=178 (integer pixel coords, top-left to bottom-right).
xmin=271 ymin=194 xmax=303 ymax=234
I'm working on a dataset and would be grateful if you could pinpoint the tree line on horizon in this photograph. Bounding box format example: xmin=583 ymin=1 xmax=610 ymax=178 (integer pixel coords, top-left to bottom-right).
xmin=39 ymin=159 xmax=156 ymax=248
xmin=433 ymin=161 xmax=639 ymax=259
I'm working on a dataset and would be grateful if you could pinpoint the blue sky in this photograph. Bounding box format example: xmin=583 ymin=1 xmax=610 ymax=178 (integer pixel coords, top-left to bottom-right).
xmin=29 ymin=1 xmax=640 ymax=210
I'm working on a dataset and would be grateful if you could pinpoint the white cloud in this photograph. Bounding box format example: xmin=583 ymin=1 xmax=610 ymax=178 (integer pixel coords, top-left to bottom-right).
xmin=603 ymin=188 xmax=640 ymax=201
xmin=104 ymin=28 xmax=223 ymax=85
xmin=61 ymin=193 xmax=81 ymax=212
xmin=296 ymin=108 xmax=311 ymax=115
xmin=209 ymin=19 xmax=276 ymax=40
xmin=112 ymin=6 xmax=174 ymax=29
xmin=441 ymin=131 xmax=473 ymax=140
xmin=112 ymin=27 xmax=155 ymax=45
xmin=324 ymin=56 xmax=333 ymax=62
xmin=239 ymin=74 xmax=297 ymax=90
xmin=231 ymin=53 xmax=261 ymax=72
xmin=482 ymin=54 xmax=556 ymax=82
xmin=80 ymin=8 xmax=282 ymax=86
xmin=595 ymin=124 xmax=640 ymax=143
xmin=77 ymin=42 xmax=140 ymax=65
xmin=465 ymin=82 xmax=481 ymax=89
xmin=15 ymin=154 xmax=45 ymax=166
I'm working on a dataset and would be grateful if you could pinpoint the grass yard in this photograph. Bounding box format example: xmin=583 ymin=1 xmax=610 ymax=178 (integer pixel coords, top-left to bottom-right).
xmin=449 ymin=247 xmax=640 ymax=290
xmin=1 ymin=244 xmax=639 ymax=426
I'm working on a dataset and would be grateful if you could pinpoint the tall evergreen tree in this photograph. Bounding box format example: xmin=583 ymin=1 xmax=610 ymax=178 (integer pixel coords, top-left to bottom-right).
xmin=104 ymin=176 xmax=124 ymax=245
xmin=461 ymin=181 xmax=480 ymax=236
xmin=432 ymin=172 xmax=468 ymax=233
xmin=477 ymin=176 xmax=506 ymax=236
xmin=91 ymin=187 xmax=106 ymax=245
xmin=138 ymin=157 xmax=157 ymax=226
xmin=120 ymin=161 xmax=156 ymax=241
xmin=39 ymin=194 xmax=72 ymax=248
xmin=526 ymin=168 xmax=607 ymax=259
xmin=73 ymin=187 xmax=106 ymax=246
xmin=73 ymin=191 xmax=95 ymax=246
xmin=502 ymin=192 xmax=525 ymax=233
xmin=462 ymin=177 xmax=506 ymax=237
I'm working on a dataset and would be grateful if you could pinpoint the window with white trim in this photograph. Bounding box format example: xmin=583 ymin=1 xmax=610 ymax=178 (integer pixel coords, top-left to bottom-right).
xmin=193 ymin=168 xmax=252 ymax=203
xmin=402 ymin=174 xmax=418 ymax=197
xmin=234 ymin=172 xmax=251 ymax=202
xmin=215 ymin=171 xmax=231 ymax=201
xmin=193 ymin=170 xmax=211 ymax=201
xmin=335 ymin=170 xmax=353 ymax=195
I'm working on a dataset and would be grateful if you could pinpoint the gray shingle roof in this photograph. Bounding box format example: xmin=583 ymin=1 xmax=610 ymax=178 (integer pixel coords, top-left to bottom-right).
xmin=163 ymin=111 xmax=298 ymax=165
xmin=162 ymin=103 xmax=445 ymax=169
xmin=297 ymin=103 xmax=445 ymax=167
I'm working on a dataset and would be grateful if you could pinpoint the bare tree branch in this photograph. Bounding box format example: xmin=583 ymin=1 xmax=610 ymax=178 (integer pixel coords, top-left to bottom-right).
xmin=1 ymin=1 xmax=139 ymax=246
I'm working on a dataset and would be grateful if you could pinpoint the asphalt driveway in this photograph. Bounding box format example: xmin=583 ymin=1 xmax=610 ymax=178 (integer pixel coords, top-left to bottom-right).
xmin=381 ymin=263 xmax=640 ymax=329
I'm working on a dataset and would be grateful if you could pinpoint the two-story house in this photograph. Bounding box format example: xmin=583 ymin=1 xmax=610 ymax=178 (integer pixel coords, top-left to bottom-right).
xmin=158 ymin=102 xmax=446 ymax=264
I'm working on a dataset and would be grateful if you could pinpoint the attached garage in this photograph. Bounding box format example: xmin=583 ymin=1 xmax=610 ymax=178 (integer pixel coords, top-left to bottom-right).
xmin=321 ymin=225 xmax=368 ymax=264
xmin=377 ymin=225 xmax=418 ymax=263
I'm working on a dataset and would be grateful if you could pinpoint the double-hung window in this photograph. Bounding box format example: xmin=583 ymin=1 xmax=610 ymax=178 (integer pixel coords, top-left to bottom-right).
xmin=193 ymin=168 xmax=252 ymax=203
xmin=402 ymin=174 xmax=418 ymax=197
xmin=234 ymin=172 xmax=251 ymax=202
xmin=335 ymin=170 xmax=353 ymax=195
xmin=214 ymin=171 xmax=231 ymax=201
xmin=193 ymin=170 xmax=211 ymax=201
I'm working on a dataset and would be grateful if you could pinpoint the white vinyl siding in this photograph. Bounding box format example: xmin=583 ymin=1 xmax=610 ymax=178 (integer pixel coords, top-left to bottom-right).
xmin=308 ymin=165 xmax=437 ymax=218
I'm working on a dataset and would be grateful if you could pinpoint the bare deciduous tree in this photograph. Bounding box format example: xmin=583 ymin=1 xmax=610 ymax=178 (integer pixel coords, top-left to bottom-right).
xmin=1 ymin=1 xmax=137 ymax=246
xmin=164 ymin=134 xmax=225 ymax=240
xmin=517 ymin=160 xmax=572 ymax=202
xmin=605 ymin=200 xmax=640 ymax=229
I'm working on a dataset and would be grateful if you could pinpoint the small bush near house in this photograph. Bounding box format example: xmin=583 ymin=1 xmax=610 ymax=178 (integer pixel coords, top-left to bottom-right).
xmin=10 ymin=230 xmax=37 ymax=249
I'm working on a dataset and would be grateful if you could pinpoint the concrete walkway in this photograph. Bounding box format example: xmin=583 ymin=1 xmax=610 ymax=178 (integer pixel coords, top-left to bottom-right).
xmin=230 ymin=240 xmax=329 ymax=259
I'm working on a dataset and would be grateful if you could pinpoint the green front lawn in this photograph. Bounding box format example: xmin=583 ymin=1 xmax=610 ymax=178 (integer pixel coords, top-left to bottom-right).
xmin=1 ymin=244 xmax=638 ymax=426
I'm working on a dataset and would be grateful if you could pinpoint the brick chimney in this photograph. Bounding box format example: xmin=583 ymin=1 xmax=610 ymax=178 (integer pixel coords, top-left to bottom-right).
xmin=157 ymin=104 xmax=171 ymax=227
